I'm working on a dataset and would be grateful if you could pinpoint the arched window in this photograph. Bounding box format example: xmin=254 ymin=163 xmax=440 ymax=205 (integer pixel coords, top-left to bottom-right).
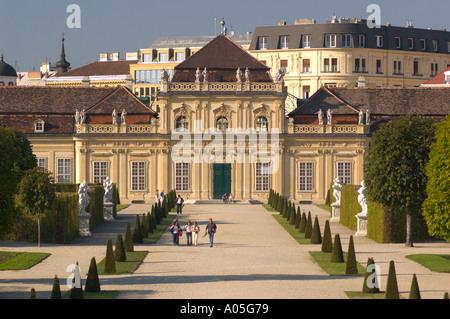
xmin=175 ymin=116 xmax=188 ymax=130
xmin=0 ymin=82 xmax=5 ymax=86
xmin=256 ymin=116 xmax=269 ymax=132
xmin=216 ymin=116 xmax=228 ymax=131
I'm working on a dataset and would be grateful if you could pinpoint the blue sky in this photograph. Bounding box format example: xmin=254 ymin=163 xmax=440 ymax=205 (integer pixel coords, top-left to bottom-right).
xmin=1 ymin=0 xmax=450 ymax=71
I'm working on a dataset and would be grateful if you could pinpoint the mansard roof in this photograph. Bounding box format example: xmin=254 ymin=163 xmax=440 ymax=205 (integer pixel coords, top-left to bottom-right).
xmin=171 ymin=35 xmax=272 ymax=82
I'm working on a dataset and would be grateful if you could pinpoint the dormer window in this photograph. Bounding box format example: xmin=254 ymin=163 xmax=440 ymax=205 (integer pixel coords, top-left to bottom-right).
xmin=34 ymin=119 xmax=45 ymax=133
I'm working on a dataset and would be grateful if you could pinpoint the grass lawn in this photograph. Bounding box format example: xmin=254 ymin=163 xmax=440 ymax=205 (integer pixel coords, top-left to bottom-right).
xmin=116 ymin=204 xmax=130 ymax=212
xmin=144 ymin=213 xmax=176 ymax=244
xmin=63 ymin=290 xmax=119 ymax=299
xmin=97 ymin=251 xmax=148 ymax=275
xmin=406 ymin=254 xmax=450 ymax=273
xmin=345 ymin=291 xmax=387 ymax=299
xmin=272 ymin=214 xmax=314 ymax=244
xmin=0 ymin=251 xmax=50 ymax=270
xmin=262 ymin=204 xmax=277 ymax=212
xmin=309 ymin=251 xmax=366 ymax=276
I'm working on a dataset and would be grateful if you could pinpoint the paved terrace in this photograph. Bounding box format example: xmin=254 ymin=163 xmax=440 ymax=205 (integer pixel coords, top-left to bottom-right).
xmin=0 ymin=202 xmax=449 ymax=299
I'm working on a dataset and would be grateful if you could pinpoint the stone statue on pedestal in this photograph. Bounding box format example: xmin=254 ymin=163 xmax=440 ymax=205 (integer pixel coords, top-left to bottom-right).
xmin=78 ymin=180 xmax=91 ymax=216
xmin=103 ymin=177 xmax=113 ymax=203
xmin=357 ymin=180 xmax=368 ymax=217
xmin=332 ymin=177 xmax=342 ymax=206
xmin=121 ymin=109 xmax=127 ymax=125
xmin=112 ymin=109 xmax=119 ymax=125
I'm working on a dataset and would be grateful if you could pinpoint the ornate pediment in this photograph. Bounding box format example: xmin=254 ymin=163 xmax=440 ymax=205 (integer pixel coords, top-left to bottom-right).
xmin=213 ymin=103 xmax=233 ymax=118
xmin=173 ymin=103 xmax=193 ymax=117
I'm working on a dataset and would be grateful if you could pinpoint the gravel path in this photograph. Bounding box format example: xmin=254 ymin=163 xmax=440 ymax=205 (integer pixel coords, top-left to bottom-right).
xmin=0 ymin=202 xmax=449 ymax=299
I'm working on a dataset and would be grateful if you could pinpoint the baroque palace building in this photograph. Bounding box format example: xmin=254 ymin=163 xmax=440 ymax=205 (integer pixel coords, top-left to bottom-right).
xmin=1 ymin=35 xmax=448 ymax=204
xmin=248 ymin=17 xmax=450 ymax=111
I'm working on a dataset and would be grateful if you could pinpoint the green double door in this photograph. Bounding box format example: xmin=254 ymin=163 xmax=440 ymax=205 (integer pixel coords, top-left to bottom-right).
xmin=213 ymin=164 xmax=231 ymax=199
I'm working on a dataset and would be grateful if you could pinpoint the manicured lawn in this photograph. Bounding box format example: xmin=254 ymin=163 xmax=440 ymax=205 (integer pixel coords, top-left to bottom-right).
xmin=0 ymin=251 xmax=50 ymax=270
xmin=272 ymin=214 xmax=313 ymax=244
xmin=116 ymin=204 xmax=130 ymax=212
xmin=406 ymin=254 xmax=450 ymax=273
xmin=143 ymin=214 xmax=175 ymax=244
xmin=97 ymin=251 xmax=148 ymax=275
xmin=262 ymin=204 xmax=277 ymax=212
xmin=345 ymin=291 xmax=387 ymax=299
xmin=315 ymin=204 xmax=332 ymax=214
xmin=309 ymin=251 xmax=365 ymax=276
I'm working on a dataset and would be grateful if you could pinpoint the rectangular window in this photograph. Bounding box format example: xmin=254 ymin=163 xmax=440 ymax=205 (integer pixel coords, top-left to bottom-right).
xmin=142 ymin=54 xmax=151 ymax=62
xmin=420 ymin=39 xmax=426 ymax=51
xmin=337 ymin=162 xmax=352 ymax=185
xmin=393 ymin=61 xmax=402 ymax=75
xmin=408 ymin=38 xmax=414 ymax=49
xmin=280 ymin=36 xmax=289 ymax=49
xmin=341 ymin=34 xmax=352 ymax=47
xmin=325 ymin=34 xmax=337 ymax=48
xmin=175 ymin=52 xmax=185 ymax=61
xmin=302 ymin=35 xmax=311 ymax=48
xmin=57 ymin=158 xmax=72 ymax=183
xmin=324 ymin=58 xmax=330 ymax=72
xmin=258 ymin=36 xmax=268 ymax=50
xmin=395 ymin=36 xmax=401 ymax=49
xmin=255 ymin=162 xmax=270 ymax=191
xmin=376 ymin=60 xmax=382 ymax=74
xmin=298 ymin=162 xmax=313 ymax=191
xmin=331 ymin=58 xmax=338 ymax=72
xmin=175 ymin=162 xmax=189 ymax=191
xmin=159 ymin=53 xmax=168 ymax=62
xmin=357 ymin=35 xmax=365 ymax=48
xmin=432 ymin=40 xmax=439 ymax=52
xmin=303 ymin=59 xmax=311 ymax=73
xmin=355 ymin=58 xmax=366 ymax=72
xmin=431 ymin=63 xmax=439 ymax=76
xmin=280 ymin=60 xmax=288 ymax=73
xmin=93 ymin=161 xmax=108 ymax=184
xmin=413 ymin=60 xmax=420 ymax=75
xmin=131 ymin=161 xmax=145 ymax=191
xmin=37 ymin=158 xmax=47 ymax=170
xmin=376 ymin=35 xmax=384 ymax=48
xmin=303 ymin=85 xmax=310 ymax=99
xmin=448 ymin=42 xmax=450 ymax=53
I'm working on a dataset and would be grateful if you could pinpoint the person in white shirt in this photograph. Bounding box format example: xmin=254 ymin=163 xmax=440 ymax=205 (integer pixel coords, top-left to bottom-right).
xmin=176 ymin=195 xmax=184 ymax=214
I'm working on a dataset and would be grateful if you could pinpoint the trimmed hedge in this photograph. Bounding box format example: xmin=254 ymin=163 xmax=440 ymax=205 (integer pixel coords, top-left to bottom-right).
xmin=340 ymin=184 xmax=430 ymax=243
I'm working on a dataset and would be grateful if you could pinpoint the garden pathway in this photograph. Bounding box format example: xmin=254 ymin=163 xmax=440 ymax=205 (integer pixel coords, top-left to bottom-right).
xmin=0 ymin=202 xmax=449 ymax=299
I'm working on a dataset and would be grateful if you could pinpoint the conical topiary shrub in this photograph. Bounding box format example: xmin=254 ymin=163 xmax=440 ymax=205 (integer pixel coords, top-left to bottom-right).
xmin=124 ymin=222 xmax=134 ymax=252
xmin=141 ymin=213 xmax=148 ymax=238
xmin=50 ymin=275 xmax=62 ymax=299
xmin=345 ymin=235 xmax=358 ymax=275
xmin=409 ymin=274 xmax=421 ymax=299
xmin=330 ymin=234 xmax=344 ymax=263
xmin=295 ymin=206 xmax=301 ymax=229
xmin=146 ymin=212 xmax=153 ymax=234
xmin=85 ymin=257 xmax=101 ymax=293
xmin=299 ymin=212 xmax=307 ymax=233
xmin=362 ymin=257 xmax=380 ymax=293
xmin=385 ymin=260 xmax=400 ymax=299
xmin=289 ymin=204 xmax=296 ymax=225
xmin=133 ymin=214 xmax=143 ymax=244
xmin=310 ymin=216 xmax=322 ymax=244
xmin=321 ymin=220 xmax=332 ymax=253
xmin=30 ymin=288 xmax=37 ymax=299
xmin=69 ymin=262 xmax=83 ymax=299
xmin=114 ymin=234 xmax=126 ymax=262
xmin=304 ymin=212 xmax=313 ymax=238
xmin=444 ymin=292 xmax=449 ymax=299
xmin=104 ymin=239 xmax=116 ymax=274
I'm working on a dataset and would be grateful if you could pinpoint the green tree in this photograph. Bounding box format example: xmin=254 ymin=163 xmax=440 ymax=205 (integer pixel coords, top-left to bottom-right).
xmin=295 ymin=206 xmax=301 ymax=229
xmin=50 ymin=275 xmax=62 ymax=299
xmin=304 ymin=212 xmax=313 ymax=238
xmin=30 ymin=288 xmax=37 ymax=299
xmin=299 ymin=212 xmax=307 ymax=233
xmin=365 ymin=115 xmax=436 ymax=247
xmin=124 ymin=222 xmax=134 ymax=252
xmin=0 ymin=127 xmax=36 ymax=238
xmin=133 ymin=215 xmax=143 ymax=244
xmin=345 ymin=235 xmax=358 ymax=275
xmin=15 ymin=167 xmax=55 ymax=247
xmin=385 ymin=260 xmax=400 ymax=299
xmin=114 ymin=234 xmax=127 ymax=262
xmin=409 ymin=274 xmax=421 ymax=299
xmin=85 ymin=257 xmax=101 ymax=293
xmin=321 ymin=220 xmax=332 ymax=253
xmin=310 ymin=215 xmax=322 ymax=244
xmin=423 ymin=116 xmax=450 ymax=242
xmin=330 ymin=234 xmax=344 ymax=263
xmin=104 ymin=239 xmax=116 ymax=274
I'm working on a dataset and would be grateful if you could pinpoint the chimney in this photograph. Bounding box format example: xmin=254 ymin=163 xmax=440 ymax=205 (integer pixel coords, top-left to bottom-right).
xmin=111 ymin=52 xmax=120 ymax=61
xmin=99 ymin=53 xmax=109 ymax=61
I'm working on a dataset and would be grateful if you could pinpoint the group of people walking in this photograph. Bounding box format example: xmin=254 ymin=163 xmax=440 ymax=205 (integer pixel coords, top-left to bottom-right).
xmin=170 ymin=218 xmax=217 ymax=248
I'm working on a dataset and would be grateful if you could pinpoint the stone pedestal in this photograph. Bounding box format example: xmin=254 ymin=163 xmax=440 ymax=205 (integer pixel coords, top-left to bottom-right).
xmin=79 ymin=212 xmax=91 ymax=236
xmin=355 ymin=214 xmax=367 ymax=237
xmin=331 ymin=204 xmax=340 ymax=222
xmin=103 ymin=202 xmax=115 ymax=221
